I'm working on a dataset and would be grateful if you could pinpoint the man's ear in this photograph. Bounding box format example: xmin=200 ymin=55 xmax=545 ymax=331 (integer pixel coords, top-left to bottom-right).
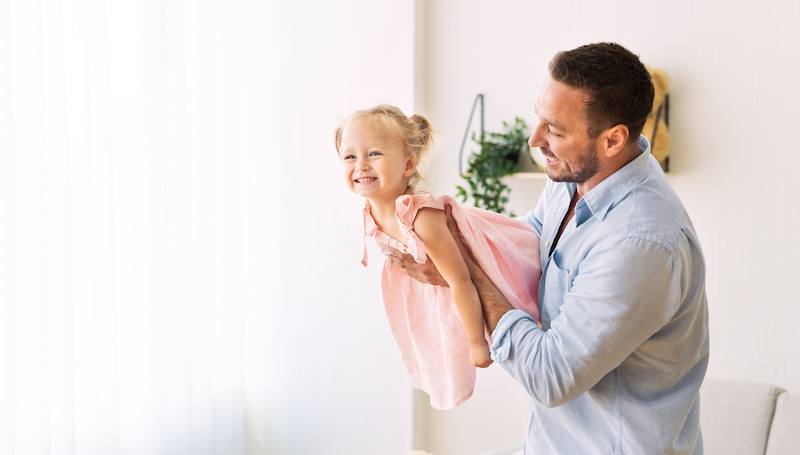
xmin=403 ymin=154 xmax=418 ymax=177
xmin=600 ymin=124 xmax=630 ymax=158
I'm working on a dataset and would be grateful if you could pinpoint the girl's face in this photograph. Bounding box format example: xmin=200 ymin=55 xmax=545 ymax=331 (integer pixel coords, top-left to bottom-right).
xmin=338 ymin=116 xmax=416 ymax=202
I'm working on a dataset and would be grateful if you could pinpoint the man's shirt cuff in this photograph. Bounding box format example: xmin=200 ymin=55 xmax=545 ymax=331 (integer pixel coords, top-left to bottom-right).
xmin=490 ymin=309 xmax=539 ymax=362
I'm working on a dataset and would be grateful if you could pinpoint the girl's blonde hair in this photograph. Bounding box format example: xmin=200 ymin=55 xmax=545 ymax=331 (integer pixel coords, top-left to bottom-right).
xmin=334 ymin=104 xmax=433 ymax=188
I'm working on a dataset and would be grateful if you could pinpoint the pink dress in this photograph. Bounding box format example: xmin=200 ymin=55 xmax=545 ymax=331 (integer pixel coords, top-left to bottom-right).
xmin=361 ymin=193 xmax=541 ymax=409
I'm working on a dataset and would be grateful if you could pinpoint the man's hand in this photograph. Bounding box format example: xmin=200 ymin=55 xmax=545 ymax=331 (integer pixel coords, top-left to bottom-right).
xmin=386 ymin=250 xmax=448 ymax=287
xmin=444 ymin=205 xmax=513 ymax=334
xmin=443 ymin=205 xmax=481 ymax=276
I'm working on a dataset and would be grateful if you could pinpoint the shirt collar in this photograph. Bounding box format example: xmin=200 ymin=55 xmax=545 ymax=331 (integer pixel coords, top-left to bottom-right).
xmin=579 ymin=135 xmax=653 ymax=223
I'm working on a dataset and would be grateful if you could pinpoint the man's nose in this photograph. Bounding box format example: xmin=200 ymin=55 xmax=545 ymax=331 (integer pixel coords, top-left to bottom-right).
xmin=529 ymin=121 xmax=546 ymax=149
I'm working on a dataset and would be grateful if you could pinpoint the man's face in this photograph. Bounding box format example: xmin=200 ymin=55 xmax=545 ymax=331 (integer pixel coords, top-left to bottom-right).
xmin=528 ymin=77 xmax=600 ymax=183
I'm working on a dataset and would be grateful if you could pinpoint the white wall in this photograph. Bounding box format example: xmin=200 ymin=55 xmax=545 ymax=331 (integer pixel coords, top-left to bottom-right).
xmin=262 ymin=1 xmax=418 ymax=453
xmin=416 ymin=1 xmax=800 ymax=453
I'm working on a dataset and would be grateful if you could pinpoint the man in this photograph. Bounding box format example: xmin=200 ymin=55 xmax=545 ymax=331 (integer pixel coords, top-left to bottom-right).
xmin=392 ymin=43 xmax=709 ymax=454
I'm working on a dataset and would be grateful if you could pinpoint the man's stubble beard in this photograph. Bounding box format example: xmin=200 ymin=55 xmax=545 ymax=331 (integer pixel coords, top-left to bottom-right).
xmin=547 ymin=140 xmax=600 ymax=184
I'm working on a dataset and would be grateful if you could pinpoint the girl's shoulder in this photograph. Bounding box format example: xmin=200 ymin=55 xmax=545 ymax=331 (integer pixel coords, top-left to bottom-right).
xmin=394 ymin=192 xmax=457 ymax=228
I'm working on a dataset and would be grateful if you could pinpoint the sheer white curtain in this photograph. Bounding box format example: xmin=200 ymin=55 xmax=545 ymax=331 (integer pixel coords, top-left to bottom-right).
xmin=1 ymin=0 xmax=413 ymax=454
xmin=1 ymin=0 xmax=277 ymax=453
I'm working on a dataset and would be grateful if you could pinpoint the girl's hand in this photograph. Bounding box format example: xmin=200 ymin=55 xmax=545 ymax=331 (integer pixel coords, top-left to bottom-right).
xmin=386 ymin=251 xmax=448 ymax=287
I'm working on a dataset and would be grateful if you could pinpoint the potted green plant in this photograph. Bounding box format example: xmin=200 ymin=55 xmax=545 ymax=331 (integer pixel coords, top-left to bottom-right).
xmin=456 ymin=117 xmax=531 ymax=215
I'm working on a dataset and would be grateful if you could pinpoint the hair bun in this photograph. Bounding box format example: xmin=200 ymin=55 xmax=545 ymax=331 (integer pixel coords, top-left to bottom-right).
xmin=409 ymin=114 xmax=433 ymax=150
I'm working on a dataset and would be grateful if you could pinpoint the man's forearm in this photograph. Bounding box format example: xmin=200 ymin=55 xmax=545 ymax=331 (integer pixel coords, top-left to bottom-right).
xmin=442 ymin=204 xmax=514 ymax=333
xmin=471 ymin=266 xmax=513 ymax=334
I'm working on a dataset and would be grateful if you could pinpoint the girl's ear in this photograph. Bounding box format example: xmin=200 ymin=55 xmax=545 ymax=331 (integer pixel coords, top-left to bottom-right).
xmin=403 ymin=154 xmax=417 ymax=178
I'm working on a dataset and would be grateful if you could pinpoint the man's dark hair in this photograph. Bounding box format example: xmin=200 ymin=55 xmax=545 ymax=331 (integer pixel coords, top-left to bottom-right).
xmin=549 ymin=42 xmax=654 ymax=143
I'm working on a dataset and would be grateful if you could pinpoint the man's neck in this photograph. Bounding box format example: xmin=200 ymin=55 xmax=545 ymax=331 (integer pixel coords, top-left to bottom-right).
xmin=576 ymin=144 xmax=641 ymax=197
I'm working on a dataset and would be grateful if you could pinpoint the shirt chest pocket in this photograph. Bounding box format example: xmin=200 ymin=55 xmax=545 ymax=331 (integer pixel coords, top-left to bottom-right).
xmin=539 ymin=250 xmax=573 ymax=327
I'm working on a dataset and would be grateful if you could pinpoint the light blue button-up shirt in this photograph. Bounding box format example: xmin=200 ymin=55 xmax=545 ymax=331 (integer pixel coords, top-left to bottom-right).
xmin=492 ymin=137 xmax=709 ymax=454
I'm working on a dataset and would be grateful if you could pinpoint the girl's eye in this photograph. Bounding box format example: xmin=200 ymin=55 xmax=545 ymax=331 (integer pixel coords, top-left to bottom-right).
xmin=343 ymin=154 xmax=355 ymax=160
xmin=369 ymin=151 xmax=383 ymax=157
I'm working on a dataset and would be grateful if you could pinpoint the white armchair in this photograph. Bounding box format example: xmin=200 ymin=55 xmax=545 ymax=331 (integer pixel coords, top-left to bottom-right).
xmin=699 ymin=379 xmax=798 ymax=455
xmin=410 ymin=380 xmax=800 ymax=455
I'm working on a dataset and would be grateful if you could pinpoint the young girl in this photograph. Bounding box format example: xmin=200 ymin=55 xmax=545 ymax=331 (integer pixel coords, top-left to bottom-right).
xmin=336 ymin=104 xmax=541 ymax=409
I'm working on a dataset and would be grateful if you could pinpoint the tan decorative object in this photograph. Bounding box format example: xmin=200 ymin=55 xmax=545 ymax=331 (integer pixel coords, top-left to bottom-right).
xmin=643 ymin=66 xmax=670 ymax=171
